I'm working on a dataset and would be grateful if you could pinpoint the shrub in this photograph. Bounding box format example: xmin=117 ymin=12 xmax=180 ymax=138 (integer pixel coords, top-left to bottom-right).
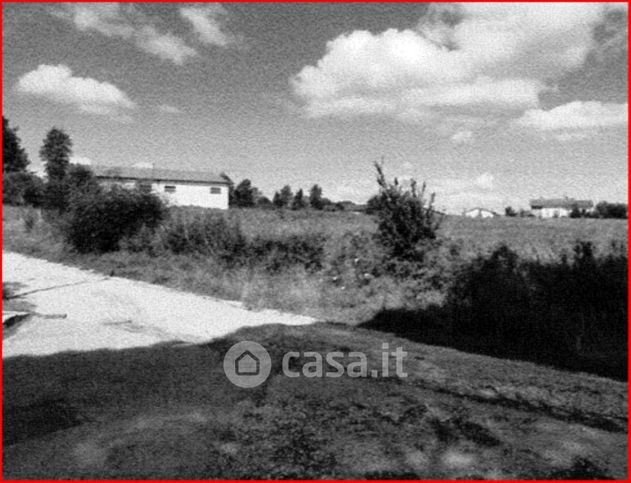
xmin=161 ymin=211 xmax=247 ymax=263
xmin=121 ymin=224 xmax=166 ymax=257
xmin=373 ymin=163 xmax=442 ymax=261
xmin=22 ymin=175 xmax=45 ymax=207
xmin=3 ymin=172 xmax=44 ymax=206
xmin=594 ymin=201 xmax=627 ymax=219
xmin=326 ymin=230 xmax=387 ymax=286
xmin=448 ymin=242 xmax=627 ymax=365
xmin=247 ymin=232 xmax=326 ymax=272
xmin=62 ymin=185 xmax=166 ymax=253
xmin=44 ymin=165 xmax=101 ymax=213
xmin=22 ymin=208 xmax=39 ymax=233
xmin=43 ymin=179 xmax=72 ymax=212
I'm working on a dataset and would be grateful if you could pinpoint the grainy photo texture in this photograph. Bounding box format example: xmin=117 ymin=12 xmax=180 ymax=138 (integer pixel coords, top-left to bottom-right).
xmin=2 ymin=2 xmax=628 ymax=479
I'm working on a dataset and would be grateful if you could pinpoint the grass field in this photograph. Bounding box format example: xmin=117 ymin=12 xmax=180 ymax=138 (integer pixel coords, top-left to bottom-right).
xmin=4 ymin=205 xmax=626 ymax=315
xmin=208 ymin=207 xmax=627 ymax=261
xmin=3 ymin=204 xmax=627 ymax=378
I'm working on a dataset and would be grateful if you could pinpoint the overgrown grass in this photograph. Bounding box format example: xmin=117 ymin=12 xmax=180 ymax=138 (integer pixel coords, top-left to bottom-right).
xmin=3 ymin=205 xmax=627 ymax=377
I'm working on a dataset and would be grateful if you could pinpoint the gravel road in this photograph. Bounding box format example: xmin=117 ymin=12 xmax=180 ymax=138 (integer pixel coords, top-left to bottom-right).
xmin=3 ymin=251 xmax=315 ymax=357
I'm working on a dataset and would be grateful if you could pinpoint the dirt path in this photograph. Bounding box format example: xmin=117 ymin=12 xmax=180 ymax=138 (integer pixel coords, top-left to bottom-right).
xmin=2 ymin=251 xmax=315 ymax=357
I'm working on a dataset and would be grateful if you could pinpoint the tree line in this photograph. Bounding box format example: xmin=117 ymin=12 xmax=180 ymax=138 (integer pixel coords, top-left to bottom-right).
xmin=504 ymin=203 xmax=627 ymax=219
xmin=3 ymin=116 xmax=102 ymax=211
xmin=220 ymin=175 xmax=348 ymax=211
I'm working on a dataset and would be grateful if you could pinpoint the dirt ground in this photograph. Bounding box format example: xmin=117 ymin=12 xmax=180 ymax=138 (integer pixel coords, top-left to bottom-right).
xmin=3 ymin=252 xmax=628 ymax=479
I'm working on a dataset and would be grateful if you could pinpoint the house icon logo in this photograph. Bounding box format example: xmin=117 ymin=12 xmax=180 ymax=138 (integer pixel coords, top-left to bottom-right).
xmin=235 ymin=350 xmax=260 ymax=376
xmin=223 ymin=341 xmax=271 ymax=388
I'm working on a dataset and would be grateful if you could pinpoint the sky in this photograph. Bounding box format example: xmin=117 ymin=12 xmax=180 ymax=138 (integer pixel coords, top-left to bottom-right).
xmin=2 ymin=2 xmax=628 ymax=212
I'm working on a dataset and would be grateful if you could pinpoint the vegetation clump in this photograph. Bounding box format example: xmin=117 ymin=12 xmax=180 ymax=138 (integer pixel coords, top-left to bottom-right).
xmin=373 ymin=162 xmax=443 ymax=261
xmin=62 ymin=186 xmax=167 ymax=253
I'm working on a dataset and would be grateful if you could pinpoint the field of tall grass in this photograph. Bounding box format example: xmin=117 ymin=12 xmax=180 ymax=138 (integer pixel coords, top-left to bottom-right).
xmin=3 ymin=204 xmax=627 ymax=378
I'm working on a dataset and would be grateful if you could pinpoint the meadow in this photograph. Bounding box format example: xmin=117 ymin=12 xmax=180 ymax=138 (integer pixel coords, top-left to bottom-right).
xmin=3 ymin=205 xmax=627 ymax=378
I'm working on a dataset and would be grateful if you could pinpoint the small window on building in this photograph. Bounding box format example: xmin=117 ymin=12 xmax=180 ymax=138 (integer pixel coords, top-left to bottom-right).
xmin=210 ymin=187 xmax=222 ymax=194
xmin=164 ymin=185 xmax=176 ymax=194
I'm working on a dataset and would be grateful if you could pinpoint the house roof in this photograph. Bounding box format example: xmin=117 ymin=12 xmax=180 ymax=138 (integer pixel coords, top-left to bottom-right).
xmin=92 ymin=165 xmax=229 ymax=185
xmin=530 ymin=198 xmax=593 ymax=209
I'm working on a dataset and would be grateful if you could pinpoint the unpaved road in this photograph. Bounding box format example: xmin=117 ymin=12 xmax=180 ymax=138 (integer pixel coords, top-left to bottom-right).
xmin=3 ymin=252 xmax=628 ymax=479
xmin=3 ymin=251 xmax=315 ymax=356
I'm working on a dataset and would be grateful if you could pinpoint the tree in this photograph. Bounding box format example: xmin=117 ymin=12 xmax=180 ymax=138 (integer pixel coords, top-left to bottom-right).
xmin=595 ymin=201 xmax=627 ymax=219
xmin=67 ymin=164 xmax=100 ymax=194
xmin=504 ymin=206 xmax=517 ymax=217
xmin=257 ymin=196 xmax=273 ymax=209
xmin=291 ymin=188 xmax=307 ymax=210
xmin=273 ymin=185 xmax=293 ymax=208
xmin=272 ymin=191 xmax=283 ymax=208
xmin=40 ymin=128 xmax=72 ymax=182
xmin=2 ymin=116 xmax=29 ymax=173
xmin=233 ymin=179 xmax=256 ymax=207
xmin=569 ymin=204 xmax=585 ymax=219
xmin=309 ymin=184 xmax=324 ymax=210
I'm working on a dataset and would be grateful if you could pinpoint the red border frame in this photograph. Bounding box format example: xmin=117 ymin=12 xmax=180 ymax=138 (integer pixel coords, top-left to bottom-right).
xmin=0 ymin=1 xmax=628 ymax=482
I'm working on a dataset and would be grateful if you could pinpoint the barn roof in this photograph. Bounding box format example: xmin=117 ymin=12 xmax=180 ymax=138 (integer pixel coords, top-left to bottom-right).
xmin=92 ymin=165 xmax=229 ymax=185
xmin=530 ymin=198 xmax=593 ymax=209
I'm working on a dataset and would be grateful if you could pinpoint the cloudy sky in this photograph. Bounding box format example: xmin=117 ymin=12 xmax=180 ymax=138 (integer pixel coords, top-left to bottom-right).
xmin=3 ymin=2 xmax=628 ymax=212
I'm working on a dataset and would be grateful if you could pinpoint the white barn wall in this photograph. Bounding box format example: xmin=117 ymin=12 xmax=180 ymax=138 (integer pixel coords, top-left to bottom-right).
xmin=98 ymin=179 xmax=229 ymax=209
xmin=540 ymin=207 xmax=570 ymax=218
xmin=154 ymin=180 xmax=228 ymax=209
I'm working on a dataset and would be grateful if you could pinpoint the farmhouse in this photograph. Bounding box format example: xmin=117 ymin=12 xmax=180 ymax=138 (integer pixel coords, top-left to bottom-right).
xmin=93 ymin=166 xmax=230 ymax=209
xmin=530 ymin=197 xmax=594 ymax=218
xmin=463 ymin=207 xmax=497 ymax=218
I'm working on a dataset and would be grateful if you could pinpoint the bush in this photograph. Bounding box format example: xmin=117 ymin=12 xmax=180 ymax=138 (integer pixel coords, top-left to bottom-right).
xmin=448 ymin=242 xmax=627 ymax=365
xmin=247 ymin=232 xmax=326 ymax=272
xmin=43 ymin=165 xmax=101 ymax=213
xmin=44 ymin=179 xmax=72 ymax=212
xmin=594 ymin=201 xmax=627 ymax=219
xmin=3 ymin=172 xmax=44 ymax=206
xmin=62 ymin=185 xmax=167 ymax=253
xmin=22 ymin=208 xmax=39 ymax=233
xmin=373 ymin=163 xmax=442 ymax=261
xmin=326 ymin=230 xmax=386 ymax=285
xmin=161 ymin=211 xmax=247 ymax=263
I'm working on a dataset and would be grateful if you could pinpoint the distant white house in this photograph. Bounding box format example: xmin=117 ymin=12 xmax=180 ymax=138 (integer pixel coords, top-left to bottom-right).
xmin=463 ymin=207 xmax=497 ymax=218
xmin=529 ymin=197 xmax=593 ymax=218
xmin=93 ymin=166 xmax=230 ymax=210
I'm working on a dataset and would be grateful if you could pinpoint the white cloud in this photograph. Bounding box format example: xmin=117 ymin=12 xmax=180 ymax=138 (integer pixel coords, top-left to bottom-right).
xmin=133 ymin=162 xmax=153 ymax=169
xmin=451 ymin=130 xmax=473 ymax=144
xmin=56 ymin=3 xmax=197 ymax=64
xmin=135 ymin=26 xmax=197 ymax=65
xmin=180 ymin=5 xmax=236 ymax=47
xmin=517 ymin=101 xmax=627 ymax=131
xmin=157 ymin=104 xmax=183 ymax=114
xmin=70 ymin=156 xmax=93 ymax=166
xmin=17 ymin=64 xmax=135 ymax=118
xmin=292 ymin=3 xmax=615 ymax=126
